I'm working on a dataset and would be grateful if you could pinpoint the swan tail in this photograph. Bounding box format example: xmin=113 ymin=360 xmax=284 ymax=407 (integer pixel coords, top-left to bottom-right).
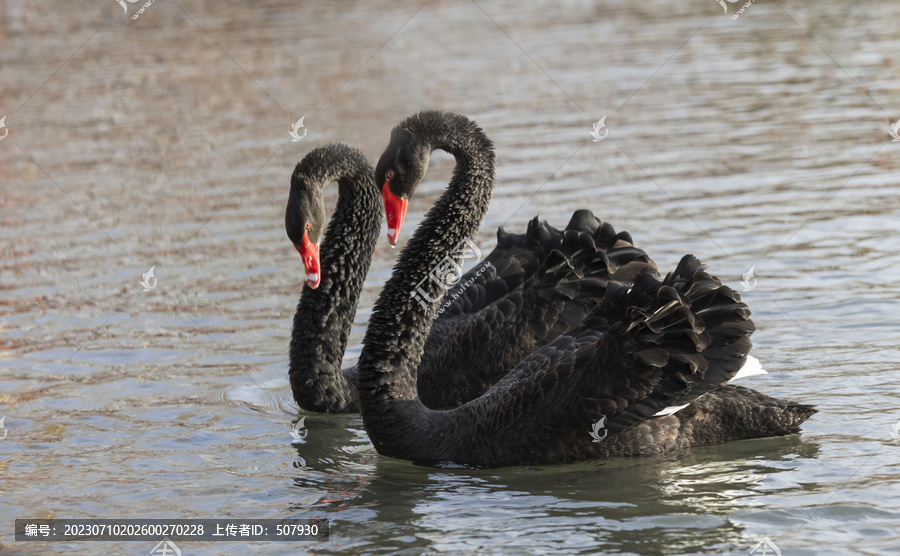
xmin=675 ymin=385 xmax=816 ymax=444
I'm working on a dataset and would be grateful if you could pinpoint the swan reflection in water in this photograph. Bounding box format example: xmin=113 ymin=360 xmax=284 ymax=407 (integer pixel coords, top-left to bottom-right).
xmin=287 ymin=417 xmax=819 ymax=554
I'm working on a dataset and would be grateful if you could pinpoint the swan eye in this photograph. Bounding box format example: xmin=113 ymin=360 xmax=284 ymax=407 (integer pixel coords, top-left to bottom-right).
xmin=305 ymin=222 xmax=310 ymax=230
xmin=386 ymin=170 xmax=395 ymax=180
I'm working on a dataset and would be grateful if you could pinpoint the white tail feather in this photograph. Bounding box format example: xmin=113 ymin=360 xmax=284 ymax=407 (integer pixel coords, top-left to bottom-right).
xmin=652 ymin=356 xmax=768 ymax=417
xmin=730 ymin=355 xmax=767 ymax=381
xmin=653 ymin=403 xmax=689 ymax=417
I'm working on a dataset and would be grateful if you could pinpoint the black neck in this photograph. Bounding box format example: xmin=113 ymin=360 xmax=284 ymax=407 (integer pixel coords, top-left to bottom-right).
xmin=289 ymin=157 xmax=382 ymax=413
xmin=357 ymin=113 xmax=495 ymax=451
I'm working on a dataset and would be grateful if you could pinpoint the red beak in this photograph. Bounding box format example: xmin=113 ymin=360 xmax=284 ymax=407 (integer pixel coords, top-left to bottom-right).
xmin=294 ymin=230 xmax=321 ymax=289
xmin=382 ymin=180 xmax=408 ymax=246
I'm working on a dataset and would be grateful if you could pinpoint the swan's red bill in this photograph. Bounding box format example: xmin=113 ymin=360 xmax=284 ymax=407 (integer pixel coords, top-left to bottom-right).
xmin=294 ymin=230 xmax=321 ymax=288
xmin=382 ymin=181 xmax=408 ymax=246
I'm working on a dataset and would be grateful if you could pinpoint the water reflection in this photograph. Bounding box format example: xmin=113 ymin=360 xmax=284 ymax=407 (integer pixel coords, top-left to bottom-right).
xmin=288 ymin=422 xmax=819 ymax=554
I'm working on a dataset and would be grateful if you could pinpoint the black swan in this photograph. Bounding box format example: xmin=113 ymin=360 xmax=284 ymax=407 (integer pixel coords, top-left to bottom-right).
xmin=286 ymin=143 xmax=381 ymax=412
xmin=356 ymin=111 xmax=816 ymax=467
xmin=288 ymin=143 xmax=658 ymax=413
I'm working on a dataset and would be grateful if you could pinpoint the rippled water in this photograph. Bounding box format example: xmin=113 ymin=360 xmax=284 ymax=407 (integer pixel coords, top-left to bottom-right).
xmin=1 ymin=0 xmax=899 ymax=554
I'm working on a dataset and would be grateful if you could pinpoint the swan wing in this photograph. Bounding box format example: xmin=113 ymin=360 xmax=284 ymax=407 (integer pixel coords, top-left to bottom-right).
xmin=472 ymin=255 xmax=754 ymax=438
xmin=417 ymin=212 xmax=657 ymax=409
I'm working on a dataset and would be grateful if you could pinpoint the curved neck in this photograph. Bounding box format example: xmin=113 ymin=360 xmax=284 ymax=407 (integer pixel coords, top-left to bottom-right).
xmin=357 ymin=115 xmax=495 ymax=452
xmin=290 ymin=173 xmax=381 ymax=413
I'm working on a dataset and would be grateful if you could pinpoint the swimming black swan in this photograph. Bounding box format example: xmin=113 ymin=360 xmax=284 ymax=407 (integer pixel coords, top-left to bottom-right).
xmin=356 ymin=111 xmax=816 ymax=467
xmin=288 ymin=143 xmax=657 ymax=413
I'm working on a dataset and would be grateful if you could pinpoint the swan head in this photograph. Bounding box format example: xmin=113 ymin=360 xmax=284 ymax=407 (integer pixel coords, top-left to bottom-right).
xmin=287 ymin=157 xmax=330 ymax=289
xmin=375 ymin=125 xmax=431 ymax=246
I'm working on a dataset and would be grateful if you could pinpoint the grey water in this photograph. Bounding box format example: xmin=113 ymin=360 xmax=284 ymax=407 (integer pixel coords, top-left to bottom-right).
xmin=1 ymin=0 xmax=899 ymax=554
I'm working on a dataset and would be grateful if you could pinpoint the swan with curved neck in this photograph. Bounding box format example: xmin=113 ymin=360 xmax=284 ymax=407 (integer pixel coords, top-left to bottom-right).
xmin=287 ymin=129 xmax=658 ymax=414
xmin=357 ymin=111 xmax=815 ymax=466
xmin=287 ymin=143 xmax=381 ymax=412
xmin=287 ymin=141 xmax=606 ymax=412
xmin=360 ymin=112 xmax=494 ymax=411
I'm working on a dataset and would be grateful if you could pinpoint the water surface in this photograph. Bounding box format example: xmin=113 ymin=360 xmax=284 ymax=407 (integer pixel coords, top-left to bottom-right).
xmin=1 ymin=0 xmax=899 ymax=554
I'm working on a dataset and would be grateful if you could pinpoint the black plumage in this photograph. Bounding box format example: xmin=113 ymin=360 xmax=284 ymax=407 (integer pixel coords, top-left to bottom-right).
xmin=356 ymin=111 xmax=815 ymax=467
xmin=287 ymin=144 xmax=380 ymax=413
xmin=288 ymin=141 xmax=658 ymax=413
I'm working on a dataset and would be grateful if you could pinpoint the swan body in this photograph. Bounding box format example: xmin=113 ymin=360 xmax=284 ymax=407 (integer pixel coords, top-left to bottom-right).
xmin=356 ymin=111 xmax=815 ymax=467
